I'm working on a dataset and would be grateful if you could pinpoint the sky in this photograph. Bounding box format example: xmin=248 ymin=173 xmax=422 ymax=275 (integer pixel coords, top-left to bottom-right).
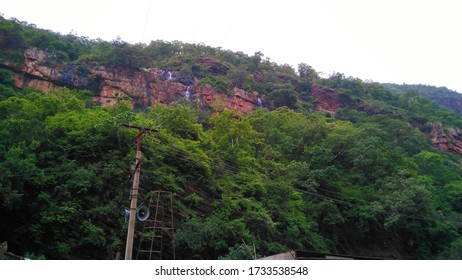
xmin=1 ymin=0 xmax=461 ymax=92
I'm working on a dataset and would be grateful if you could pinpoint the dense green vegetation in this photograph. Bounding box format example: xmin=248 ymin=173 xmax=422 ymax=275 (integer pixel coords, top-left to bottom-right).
xmin=2 ymin=16 xmax=462 ymax=260
xmin=383 ymin=83 xmax=462 ymax=116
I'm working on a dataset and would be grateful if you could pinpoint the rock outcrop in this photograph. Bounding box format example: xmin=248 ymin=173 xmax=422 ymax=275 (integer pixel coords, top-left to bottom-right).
xmin=423 ymin=122 xmax=462 ymax=155
xmin=446 ymin=127 xmax=462 ymax=155
xmin=8 ymin=48 xmax=462 ymax=157
xmin=12 ymin=47 xmax=261 ymax=114
xmin=309 ymin=85 xmax=355 ymax=116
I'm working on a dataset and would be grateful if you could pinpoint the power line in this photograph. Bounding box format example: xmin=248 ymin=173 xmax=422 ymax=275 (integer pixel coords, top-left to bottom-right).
xmin=142 ymin=137 xmax=461 ymax=225
xmin=2 ymin=134 xmax=242 ymax=180
xmin=140 ymin=0 xmax=153 ymax=43
xmin=146 ymin=132 xmax=243 ymax=174
xmin=3 ymin=123 xmax=458 ymax=225
xmin=295 ymin=187 xmax=448 ymax=224
xmin=145 ymin=136 xmax=455 ymax=224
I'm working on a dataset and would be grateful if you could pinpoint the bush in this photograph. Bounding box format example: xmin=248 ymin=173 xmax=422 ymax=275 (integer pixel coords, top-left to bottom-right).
xmin=199 ymin=75 xmax=231 ymax=94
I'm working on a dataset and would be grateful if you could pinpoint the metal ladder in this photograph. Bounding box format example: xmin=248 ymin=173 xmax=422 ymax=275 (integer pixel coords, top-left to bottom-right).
xmin=136 ymin=191 xmax=175 ymax=260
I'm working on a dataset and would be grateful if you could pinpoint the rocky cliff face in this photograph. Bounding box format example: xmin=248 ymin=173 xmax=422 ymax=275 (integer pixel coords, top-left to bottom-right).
xmin=309 ymin=85 xmax=356 ymax=116
xmin=309 ymin=84 xmax=462 ymax=157
xmin=8 ymin=48 xmax=462 ymax=157
xmin=422 ymin=122 xmax=462 ymax=155
xmin=12 ymin=47 xmax=261 ymax=114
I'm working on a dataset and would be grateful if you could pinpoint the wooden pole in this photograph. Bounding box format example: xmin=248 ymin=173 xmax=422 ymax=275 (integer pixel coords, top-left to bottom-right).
xmin=124 ymin=128 xmax=143 ymax=260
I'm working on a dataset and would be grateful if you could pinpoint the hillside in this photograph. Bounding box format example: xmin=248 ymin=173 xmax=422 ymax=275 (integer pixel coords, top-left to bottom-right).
xmin=2 ymin=16 xmax=462 ymax=260
xmin=382 ymin=83 xmax=462 ymax=116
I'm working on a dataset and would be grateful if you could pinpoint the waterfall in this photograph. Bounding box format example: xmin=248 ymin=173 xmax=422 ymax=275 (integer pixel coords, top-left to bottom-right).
xmin=185 ymin=86 xmax=191 ymax=101
xmin=257 ymin=97 xmax=263 ymax=107
xmin=167 ymin=71 xmax=173 ymax=80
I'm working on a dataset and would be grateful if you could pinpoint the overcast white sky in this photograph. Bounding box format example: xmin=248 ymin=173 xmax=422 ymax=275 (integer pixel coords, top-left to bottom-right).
xmin=2 ymin=0 xmax=461 ymax=91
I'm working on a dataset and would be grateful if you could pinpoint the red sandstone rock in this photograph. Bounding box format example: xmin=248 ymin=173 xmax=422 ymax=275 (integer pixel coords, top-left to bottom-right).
xmin=310 ymin=85 xmax=349 ymax=115
xmin=11 ymin=48 xmax=462 ymax=157
xmin=429 ymin=122 xmax=449 ymax=151
xmin=22 ymin=48 xmax=63 ymax=81
xmin=14 ymin=47 xmax=259 ymax=114
xmin=420 ymin=122 xmax=462 ymax=155
xmin=446 ymin=127 xmax=462 ymax=155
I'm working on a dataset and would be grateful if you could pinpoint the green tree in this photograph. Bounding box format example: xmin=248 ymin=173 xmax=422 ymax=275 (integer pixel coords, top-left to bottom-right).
xmin=0 ymin=69 xmax=17 ymax=99
xmin=297 ymin=62 xmax=320 ymax=92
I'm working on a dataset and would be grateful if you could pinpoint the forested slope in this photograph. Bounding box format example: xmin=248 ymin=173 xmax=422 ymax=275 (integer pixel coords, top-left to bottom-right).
xmin=2 ymin=16 xmax=462 ymax=260
xmin=383 ymin=83 xmax=462 ymax=116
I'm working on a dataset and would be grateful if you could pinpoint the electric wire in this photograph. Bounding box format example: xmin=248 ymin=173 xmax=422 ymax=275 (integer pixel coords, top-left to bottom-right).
xmin=150 ymin=138 xmax=461 ymax=224
xmin=295 ymin=187 xmax=448 ymax=224
xmin=140 ymin=0 xmax=153 ymax=43
xmin=188 ymin=0 xmax=212 ymax=43
xmin=140 ymin=142 xmax=242 ymax=175
xmin=3 ymin=127 xmax=460 ymax=225
xmin=143 ymin=131 xmax=243 ymax=174
xmin=165 ymin=144 xmax=458 ymax=225
xmin=1 ymin=131 xmax=242 ymax=179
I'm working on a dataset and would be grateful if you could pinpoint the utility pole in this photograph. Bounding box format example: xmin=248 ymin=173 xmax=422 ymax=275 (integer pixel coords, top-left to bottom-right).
xmin=120 ymin=124 xmax=158 ymax=260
